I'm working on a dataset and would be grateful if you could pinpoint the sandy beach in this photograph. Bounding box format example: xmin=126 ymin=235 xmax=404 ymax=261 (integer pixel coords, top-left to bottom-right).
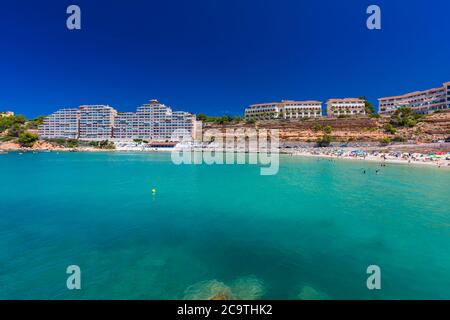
xmin=284 ymin=148 xmax=450 ymax=168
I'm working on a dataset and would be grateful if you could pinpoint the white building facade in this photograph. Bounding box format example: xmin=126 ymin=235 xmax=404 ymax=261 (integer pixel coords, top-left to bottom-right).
xmin=117 ymin=100 xmax=197 ymax=141
xmin=39 ymin=108 xmax=80 ymax=139
xmin=326 ymin=98 xmax=366 ymax=117
xmin=39 ymin=100 xmax=197 ymax=141
xmin=79 ymin=105 xmax=117 ymax=140
xmin=245 ymin=100 xmax=323 ymax=120
xmin=378 ymin=82 xmax=450 ymax=115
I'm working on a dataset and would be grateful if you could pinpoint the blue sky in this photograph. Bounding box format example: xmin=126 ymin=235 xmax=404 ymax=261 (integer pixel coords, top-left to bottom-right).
xmin=0 ymin=0 xmax=449 ymax=118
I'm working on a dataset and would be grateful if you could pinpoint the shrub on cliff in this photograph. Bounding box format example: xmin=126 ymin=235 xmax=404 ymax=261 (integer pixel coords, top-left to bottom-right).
xmin=390 ymin=107 xmax=424 ymax=127
xmin=323 ymin=125 xmax=333 ymax=134
xmin=393 ymin=135 xmax=406 ymax=142
xmin=25 ymin=116 xmax=45 ymax=129
xmin=384 ymin=123 xmax=397 ymax=134
xmin=316 ymin=134 xmax=332 ymax=147
xmin=197 ymin=114 xmax=242 ymax=124
xmin=46 ymin=138 xmax=79 ymax=148
xmin=18 ymin=132 xmax=39 ymax=147
xmin=99 ymin=140 xmax=115 ymax=149
xmin=380 ymin=137 xmax=392 ymax=146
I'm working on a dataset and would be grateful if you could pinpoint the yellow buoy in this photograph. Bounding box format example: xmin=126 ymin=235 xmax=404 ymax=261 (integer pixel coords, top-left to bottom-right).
xmin=152 ymin=188 xmax=157 ymax=194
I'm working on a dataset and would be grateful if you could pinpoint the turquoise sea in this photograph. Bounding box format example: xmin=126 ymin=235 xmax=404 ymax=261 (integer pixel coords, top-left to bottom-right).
xmin=0 ymin=152 xmax=449 ymax=299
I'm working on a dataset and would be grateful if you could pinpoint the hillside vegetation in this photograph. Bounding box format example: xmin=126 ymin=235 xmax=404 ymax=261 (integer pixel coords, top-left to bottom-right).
xmin=0 ymin=114 xmax=43 ymax=147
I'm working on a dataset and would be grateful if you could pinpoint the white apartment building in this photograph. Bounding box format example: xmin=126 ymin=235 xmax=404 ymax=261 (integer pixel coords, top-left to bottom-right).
xmin=114 ymin=112 xmax=137 ymax=140
xmin=245 ymin=100 xmax=323 ymax=120
xmin=326 ymin=98 xmax=366 ymax=117
xmin=127 ymin=100 xmax=196 ymax=141
xmin=378 ymin=82 xmax=450 ymax=115
xmin=281 ymin=100 xmax=322 ymax=119
xmin=40 ymin=100 xmax=197 ymax=141
xmin=79 ymin=105 xmax=117 ymax=140
xmin=39 ymin=108 xmax=80 ymax=139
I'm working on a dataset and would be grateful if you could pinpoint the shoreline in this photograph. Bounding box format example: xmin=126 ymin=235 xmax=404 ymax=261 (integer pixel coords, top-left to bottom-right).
xmin=286 ymin=151 xmax=450 ymax=169
xmin=2 ymin=146 xmax=450 ymax=169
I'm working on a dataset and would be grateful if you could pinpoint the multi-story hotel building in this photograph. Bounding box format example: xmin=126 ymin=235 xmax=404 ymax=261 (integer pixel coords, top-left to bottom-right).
xmin=39 ymin=108 xmax=80 ymax=139
xmin=39 ymin=100 xmax=197 ymax=141
xmin=113 ymin=100 xmax=196 ymax=140
xmin=245 ymin=102 xmax=280 ymax=120
xmin=326 ymin=98 xmax=366 ymax=117
xmin=378 ymin=82 xmax=450 ymax=115
xmin=244 ymin=100 xmax=323 ymax=120
xmin=282 ymin=101 xmax=322 ymax=119
xmin=79 ymin=105 xmax=117 ymax=140
xmin=114 ymin=112 xmax=137 ymax=140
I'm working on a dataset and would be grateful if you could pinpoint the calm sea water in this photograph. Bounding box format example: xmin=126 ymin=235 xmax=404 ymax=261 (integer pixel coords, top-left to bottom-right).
xmin=0 ymin=152 xmax=449 ymax=299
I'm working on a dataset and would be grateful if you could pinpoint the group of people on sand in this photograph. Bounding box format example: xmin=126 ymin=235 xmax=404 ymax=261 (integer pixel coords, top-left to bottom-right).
xmin=287 ymin=147 xmax=450 ymax=168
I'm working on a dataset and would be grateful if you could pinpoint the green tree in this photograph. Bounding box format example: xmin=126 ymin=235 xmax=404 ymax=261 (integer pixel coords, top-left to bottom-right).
xmin=384 ymin=123 xmax=396 ymax=134
xmin=26 ymin=116 xmax=46 ymax=129
xmin=8 ymin=123 xmax=25 ymax=137
xmin=380 ymin=137 xmax=392 ymax=145
xmin=98 ymin=140 xmax=115 ymax=149
xmin=66 ymin=139 xmax=79 ymax=148
xmin=316 ymin=134 xmax=332 ymax=147
xmin=364 ymin=101 xmax=375 ymax=115
xmin=0 ymin=117 xmax=13 ymax=132
xmin=18 ymin=132 xmax=39 ymax=147
xmin=393 ymin=135 xmax=406 ymax=142
xmin=14 ymin=114 xmax=26 ymax=124
xmin=390 ymin=107 xmax=423 ymax=127
xmin=323 ymin=125 xmax=332 ymax=134
xmin=359 ymin=97 xmax=376 ymax=115
xmin=1 ymin=114 xmax=27 ymax=133
xmin=233 ymin=115 xmax=243 ymax=123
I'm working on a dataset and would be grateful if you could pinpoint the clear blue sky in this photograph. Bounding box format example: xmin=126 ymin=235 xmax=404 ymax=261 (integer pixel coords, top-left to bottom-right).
xmin=1 ymin=0 xmax=449 ymax=118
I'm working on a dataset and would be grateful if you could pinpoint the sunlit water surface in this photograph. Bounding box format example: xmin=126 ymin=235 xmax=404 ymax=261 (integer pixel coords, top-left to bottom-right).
xmin=0 ymin=152 xmax=449 ymax=299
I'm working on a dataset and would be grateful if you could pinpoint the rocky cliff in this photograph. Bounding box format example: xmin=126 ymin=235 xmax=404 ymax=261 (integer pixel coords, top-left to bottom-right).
xmin=203 ymin=110 xmax=450 ymax=143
